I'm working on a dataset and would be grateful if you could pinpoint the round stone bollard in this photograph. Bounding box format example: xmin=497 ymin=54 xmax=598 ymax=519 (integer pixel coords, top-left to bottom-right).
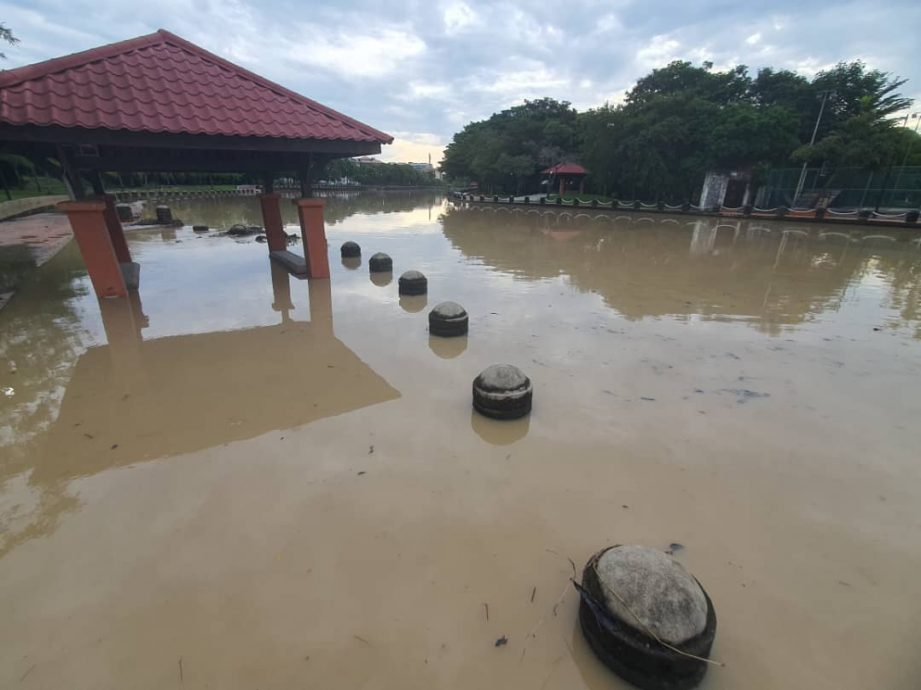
xmin=472 ymin=364 xmax=532 ymax=419
xmin=341 ymin=241 xmax=361 ymax=258
xmin=577 ymin=545 xmax=717 ymax=690
xmin=369 ymin=252 xmax=392 ymax=272
xmin=429 ymin=301 xmax=468 ymax=337
xmin=156 ymin=205 xmax=173 ymax=224
xmin=192 ymin=225 xmax=209 ymax=232
xmin=342 ymin=256 xmax=361 ymax=270
xmin=398 ymin=270 xmax=427 ymax=295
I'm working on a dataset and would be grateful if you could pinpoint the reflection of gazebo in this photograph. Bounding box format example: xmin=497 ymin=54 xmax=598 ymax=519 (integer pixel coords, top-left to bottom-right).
xmin=0 ymin=30 xmax=392 ymax=296
xmin=542 ymin=163 xmax=588 ymax=196
xmin=31 ymin=267 xmax=400 ymax=482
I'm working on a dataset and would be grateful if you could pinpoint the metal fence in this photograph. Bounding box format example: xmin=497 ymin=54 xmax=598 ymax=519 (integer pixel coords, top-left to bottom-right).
xmin=757 ymin=166 xmax=921 ymax=210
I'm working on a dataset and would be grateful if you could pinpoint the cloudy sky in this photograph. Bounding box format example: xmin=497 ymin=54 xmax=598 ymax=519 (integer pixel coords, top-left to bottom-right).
xmin=2 ymin=0 xmax=919 ymax=163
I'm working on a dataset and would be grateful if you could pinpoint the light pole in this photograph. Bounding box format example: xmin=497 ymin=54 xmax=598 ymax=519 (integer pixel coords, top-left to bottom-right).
xmin=793 ymin=89 xmax=835 ymax=206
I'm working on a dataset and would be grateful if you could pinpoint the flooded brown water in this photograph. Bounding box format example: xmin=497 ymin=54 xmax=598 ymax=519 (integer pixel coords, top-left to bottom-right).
xmin=2 ymin=192 xmax=921 ymax=689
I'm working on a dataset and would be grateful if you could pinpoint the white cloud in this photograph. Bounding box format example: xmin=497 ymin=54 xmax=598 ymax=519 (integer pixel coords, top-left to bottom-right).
xmin=281 ymin=24 xmax=426 ymax=80
xmin=636 ymin=34 xmax=682 ymax=69
xmin=379 ymin=132 xmax=446 ymax=165
xmin=443 ymin=1 xmax=477 ymax=33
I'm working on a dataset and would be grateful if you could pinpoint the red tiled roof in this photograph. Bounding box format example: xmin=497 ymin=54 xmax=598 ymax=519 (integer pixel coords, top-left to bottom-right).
xmin=0 ymin=30 xmax=392 ymax=145
xmin=542 ymin=163 xmax=588 ymax=175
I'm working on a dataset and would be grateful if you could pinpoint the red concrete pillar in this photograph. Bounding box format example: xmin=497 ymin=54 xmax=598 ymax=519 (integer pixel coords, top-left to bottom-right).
xmin=100 ymin=194 xmax=132 ymax=263
xmin=293 ymin=198 xmax=330 ymax=279
xmin=259 ymin=193 xmax=287 ymax=252
xmin=58 ymin=200 xmax=127 ymax=298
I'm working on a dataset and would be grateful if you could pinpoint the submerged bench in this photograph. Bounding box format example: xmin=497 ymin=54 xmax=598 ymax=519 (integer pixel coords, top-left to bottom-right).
xmin=270 ymin=250 xmax=308 ymax=277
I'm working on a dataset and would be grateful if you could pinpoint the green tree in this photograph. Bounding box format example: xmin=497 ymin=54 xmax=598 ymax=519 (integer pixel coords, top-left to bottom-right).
xmin=441 ymin=98 xmax=578 ymax=193
xmin=1 ymin=23 xmax=18 ymax=59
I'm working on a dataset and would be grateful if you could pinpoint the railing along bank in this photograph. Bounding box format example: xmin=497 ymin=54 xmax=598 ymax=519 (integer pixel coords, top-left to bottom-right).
xmin=454 ymin=194 xmax=921 ymax=228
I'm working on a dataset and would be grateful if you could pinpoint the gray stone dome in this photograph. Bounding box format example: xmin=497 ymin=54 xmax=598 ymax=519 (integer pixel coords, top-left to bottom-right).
xmin=594 ymin=545 xmax=707 ymax=645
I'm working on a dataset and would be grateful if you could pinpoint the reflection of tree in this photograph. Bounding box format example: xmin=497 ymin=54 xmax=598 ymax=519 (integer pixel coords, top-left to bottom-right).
xmin=0 ymin=243 xmax=92 ymax=449
xmin=441 ymin=207 xmax=876 ymax=335
xmin=874 ymin=250 xmax=921 ymax=339
xmin=161 ymin=191 xmax=443 ymax=230
xmin=0 ymin=243 xmax=96 ymax=557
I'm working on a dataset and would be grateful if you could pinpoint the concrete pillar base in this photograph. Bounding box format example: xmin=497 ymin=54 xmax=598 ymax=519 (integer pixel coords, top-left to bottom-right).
xmin=58 ymin=200 xmax=128 ymax=298
xmin=260 ymin=194 xmax=288 ymax=252
xmin=293 ymin=198 xmax=330 ymax=279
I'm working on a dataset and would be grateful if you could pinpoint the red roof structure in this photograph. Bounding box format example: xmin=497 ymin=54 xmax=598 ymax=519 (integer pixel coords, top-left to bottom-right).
xmin=0 ymin=30 xmax=391 ymax=145
xmin=541 ymin=163 xmax=588 ymax=175
xmin=0 ymin=30 xmax=393 ymax=296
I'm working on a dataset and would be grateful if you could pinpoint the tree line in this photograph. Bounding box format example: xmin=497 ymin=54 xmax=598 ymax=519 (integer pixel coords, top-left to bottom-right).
xmin=440 ymin=61 xmax=919 ymax=202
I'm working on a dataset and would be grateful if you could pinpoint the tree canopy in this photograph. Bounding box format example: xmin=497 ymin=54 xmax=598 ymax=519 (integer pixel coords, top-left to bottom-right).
xmin=440 ymin=60 xmax=914 ymax=201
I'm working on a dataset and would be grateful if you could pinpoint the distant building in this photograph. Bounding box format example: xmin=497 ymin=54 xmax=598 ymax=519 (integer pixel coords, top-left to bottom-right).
xmin=353 ymin=156 xmax=384 ymax=165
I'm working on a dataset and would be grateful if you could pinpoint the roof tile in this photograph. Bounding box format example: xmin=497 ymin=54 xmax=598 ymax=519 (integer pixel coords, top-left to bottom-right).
xmin=0 ymin=30 xmax=392 ymax=144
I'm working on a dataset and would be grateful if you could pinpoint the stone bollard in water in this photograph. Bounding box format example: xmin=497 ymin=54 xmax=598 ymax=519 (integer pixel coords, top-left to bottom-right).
xmin=341 ymin=241 xmax=361 ymax=258
xmin=429 ymin=301 xmax=468 ymax=337
xmin=192 ymin=225 xmax=209 ymax=233
xmin=156 ymin=205 xmax=173 ymax=224
xmin=398 ymin=270 xmax=427 ymax=295
xmin=576 ymin=545 xmax=717 ymax=690
xmin=472 ymin=364 xmax=532 ymax=419
xmin=369 ymin=252 xmax=392 ymax=273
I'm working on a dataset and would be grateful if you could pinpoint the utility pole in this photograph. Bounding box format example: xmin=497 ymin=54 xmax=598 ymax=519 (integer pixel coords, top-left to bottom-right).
xmin=793 ymin=89 xmax=834 ymax=207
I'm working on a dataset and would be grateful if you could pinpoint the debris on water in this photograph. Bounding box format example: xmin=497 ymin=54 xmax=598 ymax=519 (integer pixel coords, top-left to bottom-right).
xmin=873 ymin=327 xmax=881 ymax=332
xmin=110 ymin=444 xmax=119 ymax=450
xmin=484 ymin=603 xmax=489 ymax=621
xmin=357 ymin=471 xmax=366 ymax=476
xmin=622 ymin=504 xmax=630 ymax=509
xmin=83 ymin=433 xmax=94 ymax=439
xmin=368 ymin=445 xmax=374 ymax=454
xmin=2 ymin=386 xmax=14 ymax=397
xmin=722 ymin=388 xmax=770 ymax=403
xmin=640 ymin=396 xmax=656 ymax=401
xmin=353 ymin=635 xmax=371 ymax=646
xmin=694 ymin=388 xmax=704 ymax=393
xmin=531 ymin=586 xmax=536 ymax=603
xmin=494 ymin=635 xmax=508 ymax=647
xmin=725 ymin=352 xmax=741 ymax=360
xmin=666 ymin=542 xmax=685 ymax=555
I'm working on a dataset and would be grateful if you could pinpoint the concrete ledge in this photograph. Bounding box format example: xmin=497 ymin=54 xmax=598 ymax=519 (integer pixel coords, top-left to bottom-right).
xmin=0 ymin=195 xmax=69 ymax=221
xmin=270 ymin=250 xmax=308 ymax=277
xmin=120 ymin=262 xmax=140 ymax=290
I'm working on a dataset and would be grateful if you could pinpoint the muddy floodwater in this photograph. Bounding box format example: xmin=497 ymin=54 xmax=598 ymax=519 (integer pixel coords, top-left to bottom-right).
xmin=2 ymin=192 xmax=921 ymax=690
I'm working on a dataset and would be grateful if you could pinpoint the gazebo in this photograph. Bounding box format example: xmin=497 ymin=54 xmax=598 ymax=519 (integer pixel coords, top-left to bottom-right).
xmin=0 ymin=30 xmax=392 ymax=298
xmin=542 ymin=162 xmax=588 ymax=197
